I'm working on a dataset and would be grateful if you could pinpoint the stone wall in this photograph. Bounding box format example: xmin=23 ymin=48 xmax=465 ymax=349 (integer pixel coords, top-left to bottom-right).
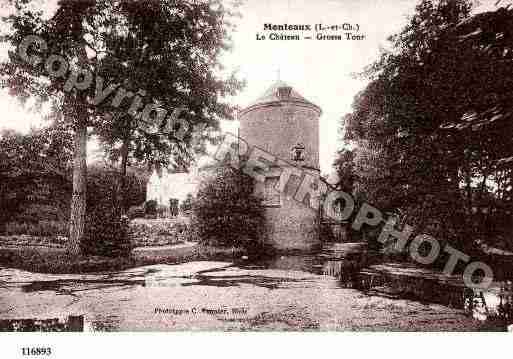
xmin=264 ymin=195 xmax=319 ymax=251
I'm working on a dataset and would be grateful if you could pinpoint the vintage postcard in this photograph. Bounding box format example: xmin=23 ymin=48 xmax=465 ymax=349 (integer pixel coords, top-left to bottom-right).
xmin=0 ymin=0 xmax=512 ymax=354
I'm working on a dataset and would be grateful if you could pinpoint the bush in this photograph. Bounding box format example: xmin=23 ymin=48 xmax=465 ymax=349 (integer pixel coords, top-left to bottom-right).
xmin=81 ymin=169 xmax=133 ymax=258
xmin=129 ymin=218 xmax=189 ymax=246
xmin=13 ymin=204 xmax=69 ymax=224
xmin=0 ymin=243 xmax=245 ymax=274
xmin=156 ymin=204 xmax=168 ymax=218
xmin=122 ymin=169 xmax=148 ymax=210
xmin=3 ymin=220 xmax=68 ymax=237
xmin=190 ymin=165 xmax=268 ymax=254
xmin=35 ymin=220 xmax=68 ymax=237
xmin=127 ymin=205 xmax=145 ymax=219
xmin=81 ymin=205 xmax=132 ymax=258
xmin=180 ymin=193 xmax=193 ymax=214
xmin=169 ymin=198 xmax=179 ymax=216
xmin=144 ymin=200 xmax=158 ymax=216
xmin=3 ymin=222 xmax=28 ymax=236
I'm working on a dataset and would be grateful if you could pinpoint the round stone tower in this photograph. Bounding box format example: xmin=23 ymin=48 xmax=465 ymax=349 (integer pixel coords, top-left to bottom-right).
xmin=239 ymin=80 xmax=322 ymax=251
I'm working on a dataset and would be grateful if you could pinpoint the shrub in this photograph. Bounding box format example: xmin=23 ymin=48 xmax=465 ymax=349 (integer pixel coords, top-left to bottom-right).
xmin=129 ymin=218 xmax=189 ymax=246
xmin=144 ymin=200 xmax=158 ymax=216
xmin=0 ymin=128 xmax=73 ymax=227
xmin=4 ymin=222 xmax=21 ymax=235
xmin=13 ymin=204 xmax=69 ymax=224
xmin=169 ymin=198 xmax=179 ymax=216
xmin=34 ymin=220 xmax=68 ymax=237
xmin=156 ymin=204 xmax=168 ymax=218
xmin=81 ymin=169 xmax=133 ymax=258
xmin=127 ymin=205 xmax=145 ymax=219
xmin=0 ymin=243 xmax=245 ymax=274
xmin=81 ymin=205 xmax=132 ymax=258
xmin=4 ymin=222 xmax=29 ymax=236
xmin=191 ymin=165 xmax=268 ymax=254
xmin=122 ymin=169 xmax=148 ymax=210
xmin=3 ymin=220 xmax=68 ymax=237
xmin=319 ymin=221 xmax=335 ymax=242
xmin=180 ymin=193 xmax=193 ymax=214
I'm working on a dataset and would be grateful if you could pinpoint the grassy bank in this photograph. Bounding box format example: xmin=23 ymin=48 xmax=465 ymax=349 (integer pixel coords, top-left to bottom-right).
xmin=0 ymin=244 xmax=246 ymax=274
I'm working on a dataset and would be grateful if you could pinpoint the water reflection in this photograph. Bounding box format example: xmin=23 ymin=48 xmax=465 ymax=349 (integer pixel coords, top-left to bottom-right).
xmin=242 ymin=243 xmax=371 ymax=282
xmin=270 ymin=243 xmax=513 ymax=329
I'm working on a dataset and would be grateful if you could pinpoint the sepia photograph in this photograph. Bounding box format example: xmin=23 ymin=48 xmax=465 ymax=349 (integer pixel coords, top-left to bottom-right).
xmin=0 ymin=0 xmax=512 ymax=352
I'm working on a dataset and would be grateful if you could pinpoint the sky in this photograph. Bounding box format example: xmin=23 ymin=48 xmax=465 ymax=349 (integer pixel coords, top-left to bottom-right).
xmin=0 ymin=0 xmax=503 ymax=174
xmin=220 ymin=0 xmax=418 ymax=174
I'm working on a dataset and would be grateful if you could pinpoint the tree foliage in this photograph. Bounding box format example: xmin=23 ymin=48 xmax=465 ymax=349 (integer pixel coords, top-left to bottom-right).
xmin=90 ymin=0 xmax=244 ymax=196
xmin=338 ymin=0 xmax=513 ymax=251
xmin=0 ymin=125 xmax=73 ymax=228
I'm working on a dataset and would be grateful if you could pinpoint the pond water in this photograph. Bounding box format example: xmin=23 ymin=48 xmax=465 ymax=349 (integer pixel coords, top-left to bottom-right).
xmin=0 ymin=243 xmax=510 ymax=331
xmin=245 ymin=243 xmax=513 ymax=327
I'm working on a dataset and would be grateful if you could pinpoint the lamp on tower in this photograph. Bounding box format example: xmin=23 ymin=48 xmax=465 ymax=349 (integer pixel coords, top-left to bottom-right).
xmin=291 ymin=143 xmax=306 ymax=162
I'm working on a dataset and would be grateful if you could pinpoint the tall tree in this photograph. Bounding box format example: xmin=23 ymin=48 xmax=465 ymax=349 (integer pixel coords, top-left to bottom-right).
xmin=0 ymin=0 xmax=93 ymax=254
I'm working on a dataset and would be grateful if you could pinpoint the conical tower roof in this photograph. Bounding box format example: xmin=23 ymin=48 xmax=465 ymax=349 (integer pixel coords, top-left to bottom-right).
xmin=240 ymin=80 xmax=321 ymax=116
